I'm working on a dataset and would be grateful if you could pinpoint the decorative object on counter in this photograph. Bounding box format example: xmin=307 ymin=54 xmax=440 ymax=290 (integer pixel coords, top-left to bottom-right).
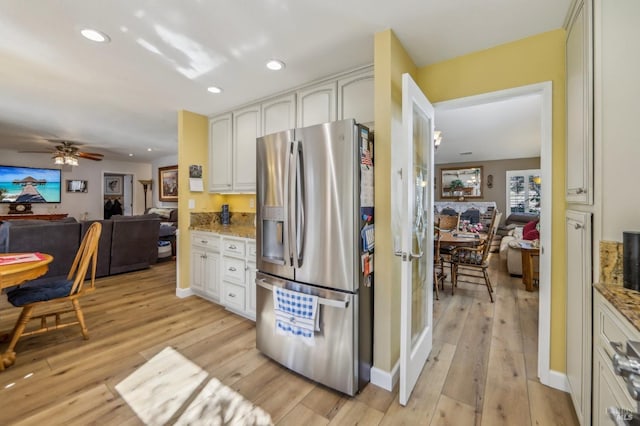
xmin=221 ymin=204 xmax=230 ymax=225
xmin=623 ymin=231 xmax=640 ymax=291
xmin=599 ymin=240 xmax=623 ymax=285
xmin=158 ymin=165 xmax=178 ymax=202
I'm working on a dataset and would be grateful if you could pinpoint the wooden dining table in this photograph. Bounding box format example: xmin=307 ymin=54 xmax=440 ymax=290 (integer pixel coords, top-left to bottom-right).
xmin=0 ymin=253 xmax=53 ymax=371
xmin=438 ymin=231 xmax=487 ymax=246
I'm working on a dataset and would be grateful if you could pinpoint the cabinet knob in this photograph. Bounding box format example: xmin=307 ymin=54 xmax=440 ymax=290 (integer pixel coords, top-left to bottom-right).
xmin=574 ymin=223 xmax=583 ymax=230
xmin=576 ymin=188 xmax=586 ymax=194
xmin=201 ymin=240 xmax=208 ymax=244
xmin=228 ymin=244 xmax=237 ymax=250
xmin=229 ymin=267 xmax=236 ymax=272
xmin=228 ymin=293 xmax=236 ymax=298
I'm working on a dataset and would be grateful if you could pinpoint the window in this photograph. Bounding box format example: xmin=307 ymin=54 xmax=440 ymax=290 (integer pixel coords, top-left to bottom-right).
xmin=506 ymin=169 xmax=541 ymax=215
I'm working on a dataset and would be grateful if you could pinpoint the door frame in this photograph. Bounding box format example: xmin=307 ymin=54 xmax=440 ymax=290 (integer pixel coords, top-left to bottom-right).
xmin=433 ymin=81 xmax=560 ymax=390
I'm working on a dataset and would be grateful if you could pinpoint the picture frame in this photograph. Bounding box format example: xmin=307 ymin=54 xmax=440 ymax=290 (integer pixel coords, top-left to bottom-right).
xmin=104 ymin=176 xmax=123 ymax=195
xmin=159 ymin=165 xmax=178 ymax=202
xmin=66 ymin=179 xmax=88 ymax=193
xmin=441 ymin=166 xmax=483 ymax=199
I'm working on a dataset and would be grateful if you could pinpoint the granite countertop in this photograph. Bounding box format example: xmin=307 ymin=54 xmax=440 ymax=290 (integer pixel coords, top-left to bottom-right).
xmin=594 ymin=283 xmax=640 ymax=332
xmin=190 ymin=223 xmax=256 ymax=239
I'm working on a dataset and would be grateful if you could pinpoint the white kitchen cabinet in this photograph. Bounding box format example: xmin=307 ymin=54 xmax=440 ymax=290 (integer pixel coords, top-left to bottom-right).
xmin=565 ymin=210 xmax=592 ymax=425
xmin=233 ymin=104 xmax=261 ymax=192
xmin=262 ymin=93 xmax=296 ymax=136
xmin=209 ymin=113 xmax=234 ymax=192
xmin=190 ymin=231 xmax=221 ymax=302
xmin=221 ymin=236 xmax=256 ymax=320
xmin=338 ymin=70 xmax=374 ymax=125
xmin=592 ymin=291 xmax=640 ymax=426
xmin=566 ymin=0 xmax=593 ymax=204
xmin=297 ymin=81 xmax=337 ymax=127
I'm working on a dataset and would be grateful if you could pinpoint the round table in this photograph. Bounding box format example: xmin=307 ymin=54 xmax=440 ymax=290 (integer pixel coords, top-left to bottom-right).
xmin=0 ymin=253 xmax=53 ymax=371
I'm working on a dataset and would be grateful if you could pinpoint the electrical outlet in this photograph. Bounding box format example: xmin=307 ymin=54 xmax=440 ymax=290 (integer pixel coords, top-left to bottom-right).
xmin=249 ymin=198 xmax=255 ymax=209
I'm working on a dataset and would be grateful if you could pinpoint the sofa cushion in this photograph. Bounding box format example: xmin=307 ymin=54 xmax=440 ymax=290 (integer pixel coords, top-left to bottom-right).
xmin=147 ymin=207 xmax=173 ymax=219
xmin=7 ymin=279 xmax=73 ymax=307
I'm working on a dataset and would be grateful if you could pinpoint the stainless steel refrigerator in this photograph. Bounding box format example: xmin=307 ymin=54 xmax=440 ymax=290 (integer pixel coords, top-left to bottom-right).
xmin=256 ymin=118 xmax=373 ymax=396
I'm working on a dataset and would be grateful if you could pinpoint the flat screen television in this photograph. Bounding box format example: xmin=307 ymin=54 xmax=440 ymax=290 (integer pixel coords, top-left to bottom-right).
xmin=0 ymin=165 xmax=62 ymax=203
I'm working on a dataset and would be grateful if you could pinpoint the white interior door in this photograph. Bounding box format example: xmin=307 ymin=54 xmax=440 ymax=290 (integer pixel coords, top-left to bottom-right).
xmin=399 ymin=73 xmax=435 ymax=405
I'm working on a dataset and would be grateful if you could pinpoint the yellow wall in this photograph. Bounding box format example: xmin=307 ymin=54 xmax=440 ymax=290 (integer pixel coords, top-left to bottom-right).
xmin=373 ymin=29 xmax=418 ymax=371
xmin=177 ymin=110 xmax=224 ymax=288
xmin=417 ymin=29 xmax=567 ymax=371
xmin=225 ymin=194 xmax=256 ymax=213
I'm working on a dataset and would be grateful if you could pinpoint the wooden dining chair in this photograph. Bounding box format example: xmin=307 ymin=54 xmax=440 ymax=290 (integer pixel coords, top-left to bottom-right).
xmin=2 ymin=222 xmax=102 ymax=369
xmin=450 ymin=212 xmax=501 ymax=302
xmin=433 ymin=227 xmax=447 ymax=300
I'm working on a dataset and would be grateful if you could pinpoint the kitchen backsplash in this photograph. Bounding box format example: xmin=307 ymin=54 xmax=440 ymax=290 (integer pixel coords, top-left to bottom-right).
xmin=190 ymin=211 xmax=256 ymax=227
xmin=600 ymin=240 xmax=623 ymax=285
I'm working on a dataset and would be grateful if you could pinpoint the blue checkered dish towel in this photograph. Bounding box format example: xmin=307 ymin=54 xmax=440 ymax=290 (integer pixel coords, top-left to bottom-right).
xmin=273 ymin=286 xmax=319 ymax=346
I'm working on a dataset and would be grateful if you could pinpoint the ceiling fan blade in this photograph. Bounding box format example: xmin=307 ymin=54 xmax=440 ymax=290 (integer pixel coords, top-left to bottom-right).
xmin=77 ymin=152 xmax=104 ymax=161
xmin=18 ymin=150 xmax=54 ymax=153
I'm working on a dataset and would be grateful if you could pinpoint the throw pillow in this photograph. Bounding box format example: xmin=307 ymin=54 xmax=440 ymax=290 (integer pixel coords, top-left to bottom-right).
xmin=523 ymin=220 xmax=540 ymax=241
xmin=147 ymin=208 xmax=172 ymax=219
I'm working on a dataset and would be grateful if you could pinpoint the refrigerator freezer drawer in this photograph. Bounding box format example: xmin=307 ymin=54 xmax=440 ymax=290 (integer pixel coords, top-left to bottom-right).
xmin=256 ymin=273 xmax=358 ymax=396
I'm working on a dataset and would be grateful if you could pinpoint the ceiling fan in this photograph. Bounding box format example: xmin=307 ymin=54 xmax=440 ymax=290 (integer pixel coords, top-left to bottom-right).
xmin=21 ymin=140 xmax=104 ymax=166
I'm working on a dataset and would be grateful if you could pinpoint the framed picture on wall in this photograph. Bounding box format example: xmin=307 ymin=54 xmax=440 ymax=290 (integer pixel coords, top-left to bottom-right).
xmin=104 ymin=176 xmax=123 ymax=195
xmin=66 ymin=180 xmax=88 ymax=193
xmin=159 ymin=165 xmax=178 ymax=202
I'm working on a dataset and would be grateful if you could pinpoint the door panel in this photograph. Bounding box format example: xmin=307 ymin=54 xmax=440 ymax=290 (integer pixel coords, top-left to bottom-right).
xmin=293 ymin=119 xmax=358 ymax=291
xmin=256 ymin=130 xmax=294 ymax=280
xmin=399 ymin=73 xmax=435 ymax=406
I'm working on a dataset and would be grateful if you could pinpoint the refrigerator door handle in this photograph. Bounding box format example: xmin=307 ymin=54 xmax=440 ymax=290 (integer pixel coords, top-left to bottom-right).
xmin=256 ymin=278 xmax=349 ymax=309
xmin=287 ymin=141 xmax=297 ymax=267
xmin=295 ymin=141 xmax=306 ymax=268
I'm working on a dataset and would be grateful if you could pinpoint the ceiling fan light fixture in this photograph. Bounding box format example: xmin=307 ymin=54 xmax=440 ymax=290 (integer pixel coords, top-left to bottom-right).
xmin=80 ymin=28 xmax=111 ymax=43
xmin=54 ymin=155 xmax=64 ymax=165
xmin=266 ymin=59 xmax=285 ymax=71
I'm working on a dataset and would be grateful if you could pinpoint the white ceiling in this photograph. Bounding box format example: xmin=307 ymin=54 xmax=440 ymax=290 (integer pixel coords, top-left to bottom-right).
xmin=434 ymin=93 xmax=543 ymax=165
xmin=0 ymin=0 xmax=571 ymax=162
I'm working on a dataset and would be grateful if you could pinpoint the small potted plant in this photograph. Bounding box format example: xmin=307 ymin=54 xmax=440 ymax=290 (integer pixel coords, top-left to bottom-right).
xmin=448 ymin=179 xmax=465 ymax=195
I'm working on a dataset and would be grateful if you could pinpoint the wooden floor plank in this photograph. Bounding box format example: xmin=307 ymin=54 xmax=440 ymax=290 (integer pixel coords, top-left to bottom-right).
xmin=0 ymin=259 xmax=579 ymax=426
xmin=430 ymin=394 xmax=477 ymax=426
xmin=480 ymin=348 xmax=530 ymax=426
xmin=528 ymin=379 xmax=579 ymax=426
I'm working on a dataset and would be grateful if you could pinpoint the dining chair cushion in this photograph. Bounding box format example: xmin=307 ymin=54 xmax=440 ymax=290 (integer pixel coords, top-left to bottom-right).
xmin=451 ymin=250 xmax=484 ymax=265
xmin=7 ymin=279 xmax=73 ymax=307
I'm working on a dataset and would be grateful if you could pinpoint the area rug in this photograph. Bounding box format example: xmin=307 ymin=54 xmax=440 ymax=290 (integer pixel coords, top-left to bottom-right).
xmin=116 ymin=347 xmax=272 ymax=425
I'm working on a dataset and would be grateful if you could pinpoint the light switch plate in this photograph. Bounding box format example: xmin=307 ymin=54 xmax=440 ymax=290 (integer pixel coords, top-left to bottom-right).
xmin=249 ymin=198 xmax=255 ymax=209
xmin=188 ymin=199 xmax=195 ymax=209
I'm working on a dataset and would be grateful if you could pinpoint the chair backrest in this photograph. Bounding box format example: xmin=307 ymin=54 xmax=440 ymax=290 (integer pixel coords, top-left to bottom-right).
xmin=479 ymin=211 xmax=502 ymax=262
xmin=68 ymin=222 xmax=102 ymax=295
xmin=438 ymin=214 xmax=459 ymax=231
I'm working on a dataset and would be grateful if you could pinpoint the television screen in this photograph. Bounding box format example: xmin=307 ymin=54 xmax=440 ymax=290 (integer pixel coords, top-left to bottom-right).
xmin=0 ymin=165 xmax=62 ymax=203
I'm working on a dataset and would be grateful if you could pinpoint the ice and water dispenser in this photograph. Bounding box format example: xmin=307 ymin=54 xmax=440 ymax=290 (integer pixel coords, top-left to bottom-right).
xmin=260 ymin=206 xmax=286 ymax=264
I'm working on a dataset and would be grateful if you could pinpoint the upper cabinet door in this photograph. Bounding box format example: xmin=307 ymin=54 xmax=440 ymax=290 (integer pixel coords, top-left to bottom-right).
xmin=209 ymin=113 xmax=233 ymax=193
xmin=338 ymin=70 xmax=374 ymax=126
xmin=233 ymin=104 xmax=261 ymax=192
xmin=297 ymin=81 xmax=337 ymax=127
xmin=262 ymin=94 xmax=296 ymax=136
xmin=566 ymin=0 xmax=593 ymax=204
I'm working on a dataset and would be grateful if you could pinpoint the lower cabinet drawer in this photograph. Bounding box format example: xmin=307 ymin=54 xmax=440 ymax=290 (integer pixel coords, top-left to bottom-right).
xmin=223 ymin=282 xmax=245 ymax=312
xmin=223 ymin=257 xmax=245 ymax=284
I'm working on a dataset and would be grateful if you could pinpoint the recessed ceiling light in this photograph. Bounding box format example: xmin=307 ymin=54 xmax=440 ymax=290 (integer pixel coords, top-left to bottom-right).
xmin=266 ymin=59 xmax=285 ymax=71
xmin=207 ymin=86 xmax=223 ymax=94
xmin=129 ymin=153 xmax=134 ymax=157
xmin=147 ymin=148 xmax=152 ymax=152
xmin=80 ymin=28 xmax=111 ymax=43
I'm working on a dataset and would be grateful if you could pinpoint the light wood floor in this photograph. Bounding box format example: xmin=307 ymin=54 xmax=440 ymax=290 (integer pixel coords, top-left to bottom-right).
xmin=0 ymin=257 xmax=578 ymax=425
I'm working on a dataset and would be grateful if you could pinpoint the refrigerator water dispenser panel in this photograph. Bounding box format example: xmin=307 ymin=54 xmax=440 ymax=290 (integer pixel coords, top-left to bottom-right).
xmin=261 ymin=206 xmax=286 ymax=265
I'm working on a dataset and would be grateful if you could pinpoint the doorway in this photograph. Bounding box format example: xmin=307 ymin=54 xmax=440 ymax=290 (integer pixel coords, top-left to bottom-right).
xmin=103 ymin=173 xmax=134 ymax=218
xmin=433 ymin=82 xmax=556 ymax=389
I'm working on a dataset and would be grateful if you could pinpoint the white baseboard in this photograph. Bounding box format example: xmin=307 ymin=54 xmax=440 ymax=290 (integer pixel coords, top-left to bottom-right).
xmin=175 ymin=287 xmax=194 ymax=298
xmin=370 ymin=360 xmax=399 ymax=392
xmin=541 ymin=369 xmax=570 ymax=392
